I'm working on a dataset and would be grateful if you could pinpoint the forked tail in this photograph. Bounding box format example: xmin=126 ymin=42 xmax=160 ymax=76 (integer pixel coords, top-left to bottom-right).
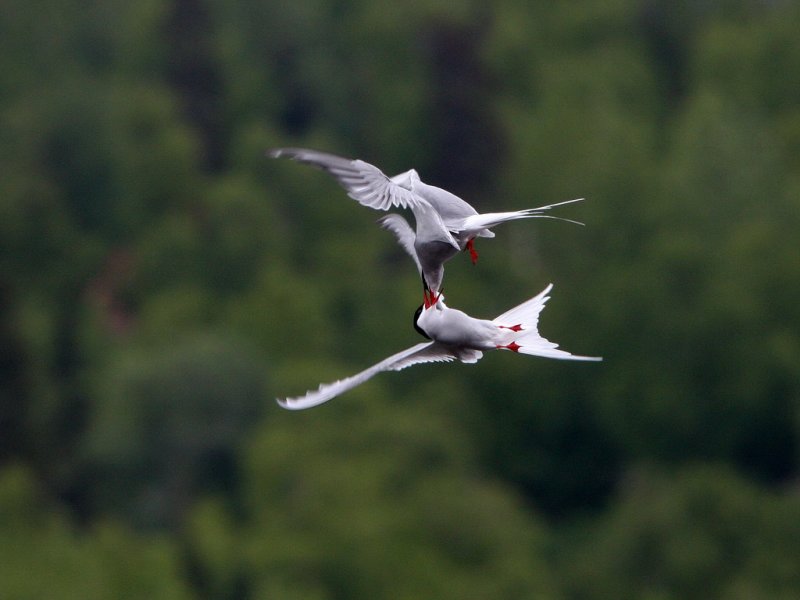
xmin=492 ymin=284 xmax=601 ymax=361
xmin=456 ymin=198 xmax=586 ymax=232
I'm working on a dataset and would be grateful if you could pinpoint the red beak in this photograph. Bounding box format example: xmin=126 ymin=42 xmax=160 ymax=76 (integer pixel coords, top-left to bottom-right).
xmin=423 ymin=289 xmax=439 ymax=309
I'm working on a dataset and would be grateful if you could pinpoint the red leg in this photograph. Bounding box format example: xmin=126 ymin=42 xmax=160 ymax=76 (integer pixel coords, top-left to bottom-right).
xmin=466 ymin=239 xmax=479 ymax=264
xmin=496 ymin=342 xmax=521 ymax=352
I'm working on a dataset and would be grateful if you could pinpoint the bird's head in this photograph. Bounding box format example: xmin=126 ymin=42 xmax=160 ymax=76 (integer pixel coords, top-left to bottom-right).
xmin=413 ymin=304 xmax=431 ymax=340
xmin=415 ymin=289 xmax=446 ymax=339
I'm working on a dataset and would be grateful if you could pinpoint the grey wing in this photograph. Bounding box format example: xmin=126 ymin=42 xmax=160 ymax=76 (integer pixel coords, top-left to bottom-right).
xmin=412 ymin=180 xmax=479 ymax=221
xmin=411 ymin=201 xmax=460 ymax=249
xmin=277 ymin=342 xmax=456 ymax=410
xmin=269 ymin=147 xmax=423 ymax=211
xmin=378 ymin=214 xmax=423 ymax=276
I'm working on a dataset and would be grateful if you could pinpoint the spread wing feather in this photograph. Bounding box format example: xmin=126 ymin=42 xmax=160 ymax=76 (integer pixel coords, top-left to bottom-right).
xmin=378 ymin=214 xmax=423 ymax=275
xmin=269 ymin=148 xmax=423 ymax=211
xmin=278 ymin=342 xmax=456 ymax=410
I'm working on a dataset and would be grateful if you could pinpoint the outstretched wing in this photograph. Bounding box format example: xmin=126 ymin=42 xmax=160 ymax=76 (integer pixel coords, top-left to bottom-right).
xmin=269 ymin=147 xmax=423 ymax=211
xmin=278 ymin=342 xmax=456 ymax=410
xmin=378 ymin=214 xmax=423 ymax=275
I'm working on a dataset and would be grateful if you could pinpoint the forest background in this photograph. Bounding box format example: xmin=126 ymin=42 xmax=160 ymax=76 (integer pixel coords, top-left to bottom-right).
xmin=1 ymin=0 xmax=800 ymax=598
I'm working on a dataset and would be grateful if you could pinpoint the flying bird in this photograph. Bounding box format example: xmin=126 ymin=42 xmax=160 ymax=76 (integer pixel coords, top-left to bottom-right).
xmin=277 ymin=284 xmax=601 ymax=410
xmin=268 ymin=147 xmax=584 ymax=272
xmin=377 ymin=204 xmax=459 ymax=303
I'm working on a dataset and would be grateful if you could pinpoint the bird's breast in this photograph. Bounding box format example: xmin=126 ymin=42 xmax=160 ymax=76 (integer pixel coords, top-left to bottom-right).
xmin=420 ymin=310 xmax=499 ymax=349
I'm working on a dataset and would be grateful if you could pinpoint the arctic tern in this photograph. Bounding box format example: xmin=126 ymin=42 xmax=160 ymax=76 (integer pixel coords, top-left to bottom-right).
xmin=377 ymin=204 xmax=459 ymax=302
xmin=277 ymin=283 xmax=601 ymax=410
xmin=268 ymin=147 xmax=584 ymax=279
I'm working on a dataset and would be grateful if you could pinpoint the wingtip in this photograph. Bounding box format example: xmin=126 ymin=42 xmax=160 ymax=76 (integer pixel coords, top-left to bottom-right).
xmin=266 ymin=148 xmax=285 ymax=159
xmin=276 ymin=397 xmax=295 ymax=409
xmin=376 ymin=213 xmax=400 ymax=228
xmin=572 ymin=354 xmax=603 ymax=362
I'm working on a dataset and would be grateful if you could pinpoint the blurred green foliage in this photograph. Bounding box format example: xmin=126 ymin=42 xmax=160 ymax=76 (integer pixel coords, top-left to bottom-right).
xmin=1 ymin=0 xmax=799 ymax=597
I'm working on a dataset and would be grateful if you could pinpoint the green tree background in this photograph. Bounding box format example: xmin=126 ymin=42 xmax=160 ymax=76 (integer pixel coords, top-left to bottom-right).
xmin=1 ymin=0 xmax=799 ymax=597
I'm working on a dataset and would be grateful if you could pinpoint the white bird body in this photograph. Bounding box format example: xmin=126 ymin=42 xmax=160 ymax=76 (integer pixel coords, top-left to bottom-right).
xmin=277 ymin=284 xmax=601 ymax=410
xmin=416 ymin=301 xmax=500 ymax=350
xmin=269 ymin=147 xmax=584 ymax=292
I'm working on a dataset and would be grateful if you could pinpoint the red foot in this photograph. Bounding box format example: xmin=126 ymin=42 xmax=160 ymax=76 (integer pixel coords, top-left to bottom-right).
xmin=497 ymin=341 xmax=521 ymax=352
xmin=500 ymin=324 xmax=524 ymax=332
xmin=466 ymin=239 xmax=479 ymax=265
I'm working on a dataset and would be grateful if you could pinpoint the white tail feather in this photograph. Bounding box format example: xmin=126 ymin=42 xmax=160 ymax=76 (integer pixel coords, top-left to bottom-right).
xmin=455 ymin=198 xmax=586 ymax=232
xmin=493 ymin=283 xmax=553 ymax=328
xmin=494 ymin=284 xmax=602 ymax=361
